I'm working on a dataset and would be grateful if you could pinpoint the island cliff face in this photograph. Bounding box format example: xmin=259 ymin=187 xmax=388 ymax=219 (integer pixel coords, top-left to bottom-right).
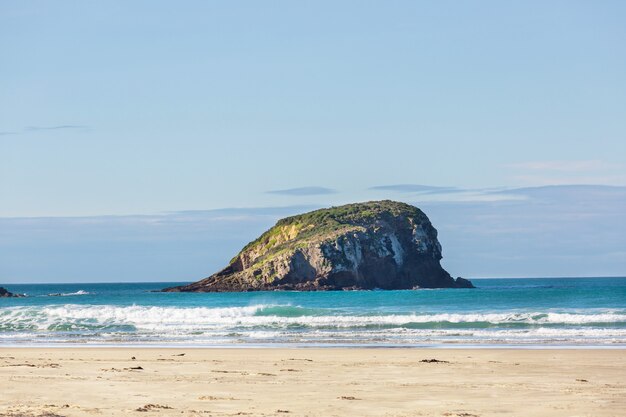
xmin=163 ymin=201 xmax=473 ymax=292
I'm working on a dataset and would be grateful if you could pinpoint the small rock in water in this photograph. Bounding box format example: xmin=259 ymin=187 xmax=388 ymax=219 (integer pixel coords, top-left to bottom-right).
xmin=0 ymin=286 xmax=25 ymax=298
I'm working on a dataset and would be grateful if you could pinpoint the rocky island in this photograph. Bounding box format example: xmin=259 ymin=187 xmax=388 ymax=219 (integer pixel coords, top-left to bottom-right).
xmin=163 ymin=200 xmax=473 ymax=292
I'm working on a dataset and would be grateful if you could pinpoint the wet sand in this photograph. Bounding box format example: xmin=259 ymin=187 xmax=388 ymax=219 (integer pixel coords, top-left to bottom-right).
xmin=1 ymin=348 xmax=625 ymax=416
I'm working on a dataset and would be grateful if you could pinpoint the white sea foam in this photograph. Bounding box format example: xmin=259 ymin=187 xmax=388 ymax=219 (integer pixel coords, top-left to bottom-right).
xmin=1 ymin=305 xmax=625 ymax=335
xmin=47 ymin=290 xmax=90 ymax=297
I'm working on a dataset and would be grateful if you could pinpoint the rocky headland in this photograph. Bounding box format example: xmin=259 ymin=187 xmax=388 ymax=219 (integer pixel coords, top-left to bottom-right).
xmin=163 ymin=200 xmax=473 ymax=292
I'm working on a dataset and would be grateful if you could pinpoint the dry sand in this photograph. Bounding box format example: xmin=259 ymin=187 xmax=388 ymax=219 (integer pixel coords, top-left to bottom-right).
xmin=0 ymin=348 xmax=625 ymax=417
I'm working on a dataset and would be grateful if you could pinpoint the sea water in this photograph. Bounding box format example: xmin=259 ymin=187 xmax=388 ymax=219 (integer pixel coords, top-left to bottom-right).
xmin=1 ymin=278 xmax=625 ymax=347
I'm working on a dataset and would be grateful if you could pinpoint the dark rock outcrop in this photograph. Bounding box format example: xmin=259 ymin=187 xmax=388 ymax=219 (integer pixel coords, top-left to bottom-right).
xmin=0 ymin=287 xmax=25 ymax=298
xmin=163 ymin=201 xmax=473 ymax=292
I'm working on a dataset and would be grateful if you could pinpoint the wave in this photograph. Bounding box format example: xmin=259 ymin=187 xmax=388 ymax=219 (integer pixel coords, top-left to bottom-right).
xmin=1 ymin=305 xmax=625 ymax=334
xmin=46 ymin=290 xmax=90 ymax=297
xmin=1 ymin=304 xmax=626 ymax=346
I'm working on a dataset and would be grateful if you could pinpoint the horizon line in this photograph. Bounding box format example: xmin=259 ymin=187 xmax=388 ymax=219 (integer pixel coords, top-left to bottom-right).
xmin=2 ymin=276 xmax=626 ymax=285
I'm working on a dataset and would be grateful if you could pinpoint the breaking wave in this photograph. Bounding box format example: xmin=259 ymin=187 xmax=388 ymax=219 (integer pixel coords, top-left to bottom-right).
xmin=46 ymin=290 xmax=90 ymax=297
xmin=1 ymin=304 xmax=625 ymax=346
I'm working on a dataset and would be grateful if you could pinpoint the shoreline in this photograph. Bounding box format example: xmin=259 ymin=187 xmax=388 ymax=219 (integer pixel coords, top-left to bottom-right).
xmin=2 ymin=343 xmax=626 ymax=349
xmin=1 ymin=347 xmax=624 ymax=416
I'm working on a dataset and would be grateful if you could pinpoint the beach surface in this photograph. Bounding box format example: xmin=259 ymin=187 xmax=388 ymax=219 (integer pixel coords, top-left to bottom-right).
xmin=1 ymin=348 xmax=624 ymax=417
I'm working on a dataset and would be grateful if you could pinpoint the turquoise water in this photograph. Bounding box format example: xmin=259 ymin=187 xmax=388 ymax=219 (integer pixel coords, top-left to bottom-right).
xmin=1 ymin=278 xmax=625 ymax=347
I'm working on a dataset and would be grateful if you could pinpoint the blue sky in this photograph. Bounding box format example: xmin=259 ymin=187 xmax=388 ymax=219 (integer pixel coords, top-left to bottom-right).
xmin=1 ymin=1 xmax=625 ymax=282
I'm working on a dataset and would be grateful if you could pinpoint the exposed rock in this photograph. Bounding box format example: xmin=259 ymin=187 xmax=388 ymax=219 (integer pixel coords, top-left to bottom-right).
xmin=163 ymin=201 xmax=473 ymax=292
xmin=454 ymin=277 xmax=474 ymax=288
xmin=0 ymin=287 xmax=25 ymax=298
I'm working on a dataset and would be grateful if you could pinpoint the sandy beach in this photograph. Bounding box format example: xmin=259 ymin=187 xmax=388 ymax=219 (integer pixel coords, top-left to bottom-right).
xmin=0 ymin=348 xmax=624 ymax=417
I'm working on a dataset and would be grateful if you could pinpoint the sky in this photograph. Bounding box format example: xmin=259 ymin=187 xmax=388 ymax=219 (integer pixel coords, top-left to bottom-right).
xmin=1 ymin=1 xmax=625 ymax=282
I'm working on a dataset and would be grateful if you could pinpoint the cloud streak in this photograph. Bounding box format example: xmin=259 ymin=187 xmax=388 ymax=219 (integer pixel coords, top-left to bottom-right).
xmin=511 ymin=175 xmax=626 ymax=187
xmin=504 ymin=160 xmax=625 ymax=186
xmin=266 ymin=186 xmax=336 ymax=196
xmin=506 ymin=160 xmax=623 ymax=172
xmin=493 ymin=184 xmax=626 ymax=199
xmin=1 ymin=125 xmax=90 ymax=136
xmin=369 ymin=184 xmax=462 ymax=194
xmin=25 ymin=125 xmax=89 ymax=131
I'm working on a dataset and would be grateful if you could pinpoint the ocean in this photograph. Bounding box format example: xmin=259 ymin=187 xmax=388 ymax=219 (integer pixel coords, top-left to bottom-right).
xmin=1 ymin=277 xmax=625 ymax=348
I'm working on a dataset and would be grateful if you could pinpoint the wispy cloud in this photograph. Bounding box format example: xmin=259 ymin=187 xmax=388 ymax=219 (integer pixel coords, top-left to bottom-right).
xmin=505 ymin=160 xmax=621 ymax=172
xmin=26 ymin=125 xmax=88 ymax=131
xmin=368 ymin=184 xmax=527 ymax=202
xmin=369 ymin=184 xmax=462 ymax=194
xmin=266 ymin=186 xmax=336 ymax=196
xmin=494 ymin=184 xmax=626 ymax=199
xmin=1 ymin=125 xmax=90 ymax=136
xmin=509 ymin=175 xmax=626 ymax=186
xmin=505 ymin=160 xmax=625 ymax=186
